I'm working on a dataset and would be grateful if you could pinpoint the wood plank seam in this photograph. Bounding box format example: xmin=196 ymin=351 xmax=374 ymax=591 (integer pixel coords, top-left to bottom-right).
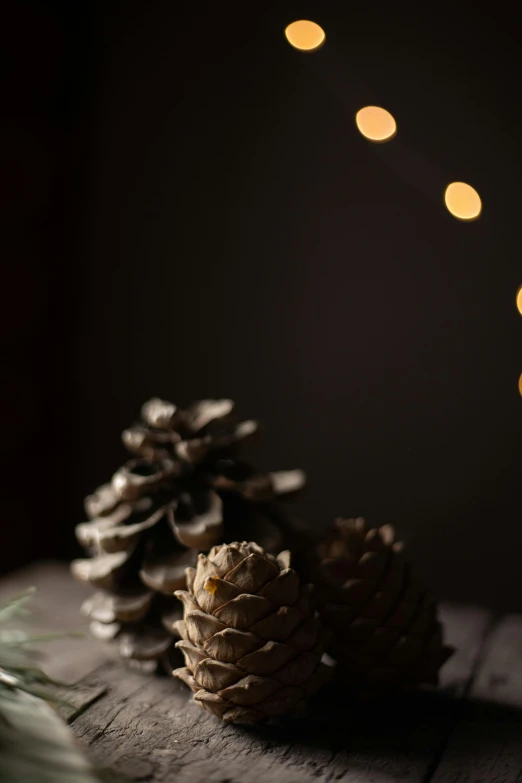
xmin=421 ymin=612 xmax=502 ymax=783
xmin=64 ymin=687 xmax=109 ymax=725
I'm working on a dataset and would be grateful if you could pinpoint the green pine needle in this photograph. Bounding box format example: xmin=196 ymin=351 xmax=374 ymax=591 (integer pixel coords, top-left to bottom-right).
xmin=0 ymin=687 xmax=101 ymax=783
xmin=0 ymin=588 xmax=125 ymax=783
xmin=0 ymin=587 xmax=35 ymax=624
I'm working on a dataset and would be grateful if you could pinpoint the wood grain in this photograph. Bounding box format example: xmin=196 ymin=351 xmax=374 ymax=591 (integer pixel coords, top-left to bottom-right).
xmin=2 ymin=563 xmax=520 ymax=783
xmin=431 ymin=615 xmax=522 ymax=783
xmin=473 ymin=616 xmax=522 ymax=708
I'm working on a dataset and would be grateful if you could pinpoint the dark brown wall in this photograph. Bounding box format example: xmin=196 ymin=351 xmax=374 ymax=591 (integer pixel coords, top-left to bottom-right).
xmin=2 ymin=1 xmax=94 ymax=574
xmin=3 ymin=2 xmax=521 ymax=610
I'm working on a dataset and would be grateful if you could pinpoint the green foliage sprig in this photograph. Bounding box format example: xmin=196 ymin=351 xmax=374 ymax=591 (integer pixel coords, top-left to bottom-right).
xmin=0 ymin=588 xmax=112 ymax=783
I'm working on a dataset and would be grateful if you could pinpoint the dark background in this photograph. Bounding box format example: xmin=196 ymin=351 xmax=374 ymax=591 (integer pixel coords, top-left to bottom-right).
xmin=2 ymin=1 xmax=521 ymax=609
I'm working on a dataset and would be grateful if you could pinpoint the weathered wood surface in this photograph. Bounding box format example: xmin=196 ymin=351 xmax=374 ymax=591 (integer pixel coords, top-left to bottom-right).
xmin=431 ymin=616 xmax=522 ymax=783
xmin=1 ymin=562 xmax=521 ymax=783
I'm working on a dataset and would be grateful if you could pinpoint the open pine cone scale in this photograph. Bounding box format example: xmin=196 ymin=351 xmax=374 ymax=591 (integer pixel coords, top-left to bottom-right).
xmin=71 ymin=398 xmax=306 ymax=668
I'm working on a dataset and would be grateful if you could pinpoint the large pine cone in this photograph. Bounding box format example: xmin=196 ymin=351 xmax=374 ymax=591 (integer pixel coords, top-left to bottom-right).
xmin=71 ymin=398 xmax=305 ymax=669
xmin=173 ymin=541 xmax=330 ymax=723
xmin=312 ymin=518 xmax=453 ymax=694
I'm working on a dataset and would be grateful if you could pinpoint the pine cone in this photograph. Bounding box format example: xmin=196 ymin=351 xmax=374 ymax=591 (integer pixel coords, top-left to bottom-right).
xmin=173 ymin=541 xmax=330 ymax=723
xmin=312 ymin=518 xmax=453 ymax=695
xmin=71 ymin=398 xmax=305 ymax=669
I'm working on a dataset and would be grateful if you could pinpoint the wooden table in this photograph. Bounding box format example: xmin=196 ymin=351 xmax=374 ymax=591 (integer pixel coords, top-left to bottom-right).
xmin=1 ymin=562 xmax=521 ymax=783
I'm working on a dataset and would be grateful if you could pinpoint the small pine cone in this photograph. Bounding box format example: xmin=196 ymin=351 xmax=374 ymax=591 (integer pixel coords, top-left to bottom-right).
xmin=173 ymin=541 xmax=330 ymax=723
xmin=314 ymin=518 xmax=453 ymax=694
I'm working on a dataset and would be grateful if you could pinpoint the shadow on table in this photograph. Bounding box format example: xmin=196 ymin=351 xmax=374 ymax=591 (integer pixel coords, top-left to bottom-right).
xmin=239 ymin=682 xmax=522 ymax=757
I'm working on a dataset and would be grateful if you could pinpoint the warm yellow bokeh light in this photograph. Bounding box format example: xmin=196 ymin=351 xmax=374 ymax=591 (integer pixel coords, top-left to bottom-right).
xmin=444 ymin=182 xmax=482 ymax=221
xmin=355 ymin=106 xmax=397 ymax=142
xmin=516 ymin=286 xmax=522 ymax=316
xmin=519 ymin=373 xmax=522 ymax=397
xmin=285 ymin=20 xmax=325 ymax=51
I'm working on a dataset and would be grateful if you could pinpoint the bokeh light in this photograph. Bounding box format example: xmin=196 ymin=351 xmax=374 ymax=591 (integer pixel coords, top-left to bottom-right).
xmin=355 ymin=106 xmax=397 ymax=142
xmin=516 ymin=286 xmax=522 ymax=316
xmin=444 ymin=182 xmax=482 ymax=221
xmin=519 ymin=373 xmax=522 ymax=397
xmin=285 ymin=20 xmax=325 ymax=51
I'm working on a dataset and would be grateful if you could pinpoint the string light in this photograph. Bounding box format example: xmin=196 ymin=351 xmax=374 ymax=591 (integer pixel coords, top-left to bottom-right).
xmin=444 ymin=182 xmax=482 ymax=221
xmin=519 ymin=374 xmax=522 ymax=397
xmin=355 ymin=106 xmax=397 ymax=142
xmin=285 ymin=20 xmax=325 ymax=51
xmin=516 ymin=286 xmax=522 ymax=316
